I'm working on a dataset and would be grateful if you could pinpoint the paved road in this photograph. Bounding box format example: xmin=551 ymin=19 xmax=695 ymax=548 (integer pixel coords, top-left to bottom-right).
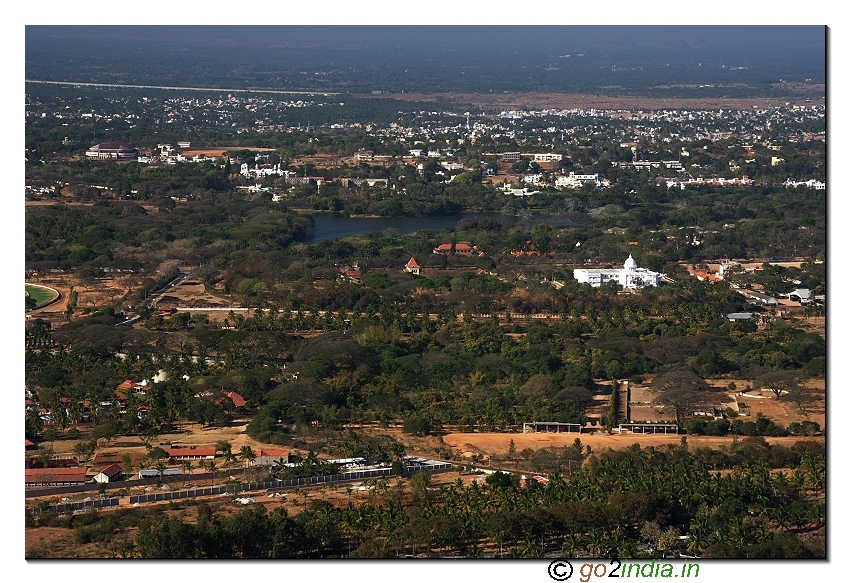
xmin=115 ymin=272 xmax=189 ymax=326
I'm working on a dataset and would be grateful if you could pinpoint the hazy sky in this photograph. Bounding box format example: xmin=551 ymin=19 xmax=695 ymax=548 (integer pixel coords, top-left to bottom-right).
xmin=26 ymin=25 xmax=825 ymax=53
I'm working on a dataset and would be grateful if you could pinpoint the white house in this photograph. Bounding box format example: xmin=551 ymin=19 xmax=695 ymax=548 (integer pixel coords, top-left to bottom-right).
xmin=573 ymin=255 xmax=661 ymax=289
xmin=556 ymin=172 xmax=601 ymax=189
xmin=93 ymin=463 xmax=124 ymax=484
xmin=788 ymin=289 xmax=811 ymax=304
xmin=250 ymin=449 xmax=291 ymax=467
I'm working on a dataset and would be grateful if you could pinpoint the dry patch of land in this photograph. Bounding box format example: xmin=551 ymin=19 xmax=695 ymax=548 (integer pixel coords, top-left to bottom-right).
xmin=46 ymin=419 xmax=265 ymax=460
xmin=357 ymin=87 xmax=825 ymax=111
xmin=443 ymin=432 xmax=824 ymax=459
xmin=26 ymin=273 xmax=140 ymax=326
xmin=180 ymin=147 xmax=277 ymax=158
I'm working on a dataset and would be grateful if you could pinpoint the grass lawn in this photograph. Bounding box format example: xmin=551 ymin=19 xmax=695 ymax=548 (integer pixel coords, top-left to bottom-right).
xmin=25 ymin=285 xmax=57 ymax=305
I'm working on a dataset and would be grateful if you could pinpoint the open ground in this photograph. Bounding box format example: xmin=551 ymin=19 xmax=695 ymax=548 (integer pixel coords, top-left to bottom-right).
xmin=356 ymin=85 xmax=825 ymax=111
xmin=443 ymin=432 xmax=824 ymax=460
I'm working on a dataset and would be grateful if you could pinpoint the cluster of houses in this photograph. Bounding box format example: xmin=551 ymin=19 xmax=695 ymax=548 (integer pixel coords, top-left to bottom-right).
xmin=662 ymin=175 xmax=755 ymax=189
xmin=498 ymin=172 xmax=609 ymax=192
xmin=150 ymin=142 xmax=222 ymax=165
xmin=25 ymin=442 xmax=290 ymax=487
xmin=690 ymin=261 xmax=820 ymax=308
xmin=784 ymin=178 xmax=826 ymax=190
xmin=25 ymin=372 xmax=250 ymax=462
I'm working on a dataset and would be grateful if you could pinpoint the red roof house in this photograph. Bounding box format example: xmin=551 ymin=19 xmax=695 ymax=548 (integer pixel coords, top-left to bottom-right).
xmin=340 ymin=266 xmax=362 ymax=283
xmin=433 ymin=242 xmax=475 ymax=256
xmin=404 ymin=257 xmax=421 ymax=275
xmin=25 ymin=467 xmax=89 ymax=486
xmin=227 ymin=391 xmax=246 ymax=407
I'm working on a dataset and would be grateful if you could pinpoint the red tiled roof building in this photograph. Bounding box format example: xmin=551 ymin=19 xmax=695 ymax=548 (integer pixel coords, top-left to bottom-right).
xmin=404 ymin=257 xmax=421 ymax=275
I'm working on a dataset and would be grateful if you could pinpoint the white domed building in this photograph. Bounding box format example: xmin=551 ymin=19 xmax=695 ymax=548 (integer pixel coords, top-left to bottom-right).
xmin=573 ymin=255 xmax=661 ymax=289
xmin=85 ymin=141 xmax=139 ymax=160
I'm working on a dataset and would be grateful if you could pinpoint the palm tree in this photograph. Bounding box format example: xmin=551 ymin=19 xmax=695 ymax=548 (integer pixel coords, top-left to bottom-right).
xmin=686 ymin=514 xmax=711 ymax=555
xmin=68 ymin=400 xmax=83 ymax=426
xmin=205 ymin=460 xmax=218 ymax=486
xmin=155 ymin=461 xmax=167 ymax=485
xmin=605 ymin=532 xmax=627 ymax=558
xmin=561 ymin=533 xmax=583 ymax=558
xmin=26 ymin=407 xmax=44 ymax=440
xmin=518 ymin=535 xmax=544 ymax=558
xmin=585 ymin=528 xmax=607 ymax=557
xmin=239 ymin=445 xmax=257 ymax=468
xmin=224 ymin=450 xmax=238 ymax=470
xmin=391 ymin=441 xmax=406 ymax=462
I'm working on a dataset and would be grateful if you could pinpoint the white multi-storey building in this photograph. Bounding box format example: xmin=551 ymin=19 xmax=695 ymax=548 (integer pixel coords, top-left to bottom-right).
xmin=573 ymin=255 xmax=661 ymax=289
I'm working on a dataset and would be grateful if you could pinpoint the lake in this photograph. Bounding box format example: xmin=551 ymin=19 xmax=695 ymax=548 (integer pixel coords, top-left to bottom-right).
xmin=304 ymin=212 xmax=580 ymax=242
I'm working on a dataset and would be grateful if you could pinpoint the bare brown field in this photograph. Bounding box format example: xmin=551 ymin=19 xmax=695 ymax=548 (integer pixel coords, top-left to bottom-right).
xmin=443 ymin=432 xmax=824 ymax=458
xmin=26 ymin=273 xmax=141 ymax=326
xmin=793 ymin=315 xmax=826 ymax=338
xmin=25 ymin=271 xmax=238 ymax=327
xmin=158 ymin=280 xmax=232 ymax=309
xmin=46 ymin=419 xmax=266 ymax=459
xmin=356 ymin=87 xmax=825 ymax=111
xmin=181 ymin=147 xmax=277 ymax=158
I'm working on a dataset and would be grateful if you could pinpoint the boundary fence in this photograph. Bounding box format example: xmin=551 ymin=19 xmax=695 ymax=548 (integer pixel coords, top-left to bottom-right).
xmin=129 ymin=463 xmax=453 ymax=506
xmin=617 ymin=423 xmax=680 ymax=434
xmin=26 ymin=496 xmax=119 ymax=517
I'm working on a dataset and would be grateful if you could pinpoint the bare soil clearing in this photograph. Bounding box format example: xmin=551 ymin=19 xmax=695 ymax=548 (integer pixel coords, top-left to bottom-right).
xmin=48 ymin=419 xmax=267 ymax=459
xmin=443 ymin=432 xmax=824 ymax=458
xmin=26 ymin=272 xmax=144 ymax=328
xmin=180 ymin=147 xmax=277 ymax=158
xmin=357 ymin=86 xmax=825 ymax=111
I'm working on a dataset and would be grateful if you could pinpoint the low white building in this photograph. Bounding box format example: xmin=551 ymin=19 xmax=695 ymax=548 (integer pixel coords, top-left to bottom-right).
xmin=93 ymin=464 xmax=124 ymax=484
xmin=785 ymin=178 xmax=825 ymax=190
xmin=573 ymin=255 xmax=661 ymax=289
xmin=555 ymin=172 xmax=606 ymax=189
xmin=532 ymin=153 xmax=563 ymax=162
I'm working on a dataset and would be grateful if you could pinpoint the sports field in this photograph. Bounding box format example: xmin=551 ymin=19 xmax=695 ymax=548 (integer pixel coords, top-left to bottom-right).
xmin=25 ymin=284 xmax=58 ymax=306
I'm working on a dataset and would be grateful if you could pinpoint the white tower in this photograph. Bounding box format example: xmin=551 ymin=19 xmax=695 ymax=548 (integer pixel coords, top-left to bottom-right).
xmin=622 ymin=254 xmax=638 ymax=288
